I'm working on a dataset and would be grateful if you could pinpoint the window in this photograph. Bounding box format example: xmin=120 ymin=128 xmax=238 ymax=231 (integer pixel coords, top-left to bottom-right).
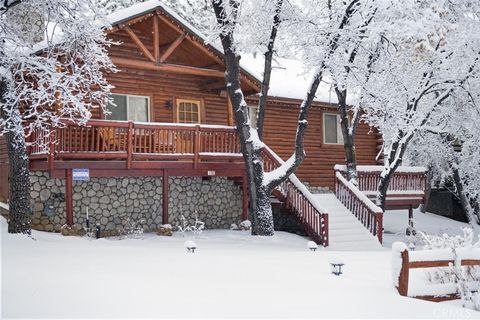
xmin=107 ymin=94 xmax=149 ymax=122
xmin=176 ymin=99 xmax=201 ymax=124
xmin=248 ymin=105 xmax=258 ymax=129
xmin=323 ymin=113 xmax=344 ymax=144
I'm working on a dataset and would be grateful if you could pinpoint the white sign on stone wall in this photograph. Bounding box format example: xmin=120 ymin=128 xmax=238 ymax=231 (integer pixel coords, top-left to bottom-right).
xmin=72 ymin=169 xmax=90 ymax=181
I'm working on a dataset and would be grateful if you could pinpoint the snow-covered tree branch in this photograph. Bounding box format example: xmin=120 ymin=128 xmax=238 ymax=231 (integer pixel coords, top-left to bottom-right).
xmin=0 ymin=0 xmax=115 ymax=233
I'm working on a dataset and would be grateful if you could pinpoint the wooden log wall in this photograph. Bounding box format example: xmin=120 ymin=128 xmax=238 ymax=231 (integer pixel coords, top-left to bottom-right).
xmin=253 ymin=98 xmax=380 ymax=190
xmin=104 ymin=66 xmax=231 ymax=125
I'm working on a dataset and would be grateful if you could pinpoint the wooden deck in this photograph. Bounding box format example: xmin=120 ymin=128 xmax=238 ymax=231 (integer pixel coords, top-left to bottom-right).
xmin=26 ymin=120 xmax=329 ymax=245
xmin=28 ymin=119 xmax=246 ymax=177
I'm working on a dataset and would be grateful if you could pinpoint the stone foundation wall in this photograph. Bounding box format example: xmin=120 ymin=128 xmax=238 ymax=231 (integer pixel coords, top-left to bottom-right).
xmin=29 ymin=172 xmax=243 ymax=234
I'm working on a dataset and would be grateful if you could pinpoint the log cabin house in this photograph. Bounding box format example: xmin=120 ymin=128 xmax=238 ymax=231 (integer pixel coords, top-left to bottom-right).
xmin=0 ymin=1 xmax=427 ymax=245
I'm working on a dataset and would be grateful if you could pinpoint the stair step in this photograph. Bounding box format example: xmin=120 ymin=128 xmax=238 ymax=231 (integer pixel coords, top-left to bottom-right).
xmin=311 ymin=193 xmax=382 ymax=250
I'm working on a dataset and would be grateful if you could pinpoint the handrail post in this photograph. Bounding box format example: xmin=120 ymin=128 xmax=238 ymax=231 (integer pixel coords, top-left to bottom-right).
xmin=321 ymin=213 xmax=329 ymax=247
xmin=397 ymin=249 xmax=409 ymax=296
xmin=48 ymin=128 xmax=55 ymax=173
xmin=193 ymin=125 xmax=200 ymax=169
xmin=126 ymin=121 xmax=133 ymax=169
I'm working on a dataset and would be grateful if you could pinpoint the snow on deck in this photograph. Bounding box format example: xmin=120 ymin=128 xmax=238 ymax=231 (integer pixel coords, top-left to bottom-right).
xmin=2 ymin=217 xmax=476 ymax=318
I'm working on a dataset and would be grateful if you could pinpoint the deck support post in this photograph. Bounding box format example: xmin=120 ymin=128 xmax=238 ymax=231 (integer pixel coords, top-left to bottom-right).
xmin=242 ymin=175 xmax=248 ymax=221
xmin=162 ymin=169 xmax=169 ymax=224
xmin=65 ymin=169 xmax=73 ymax=226
xmin=408 ymin=205 xmax=414 ymax=228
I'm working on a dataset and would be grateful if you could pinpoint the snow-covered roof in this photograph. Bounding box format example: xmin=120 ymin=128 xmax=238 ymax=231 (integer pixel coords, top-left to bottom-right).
xmin=107 ymin=0 xmax=261 ymax=87
xmin=241 ymin=54 xmax=358 ymax=105
xmin=107 ymin=1 xmax=355 ymax=105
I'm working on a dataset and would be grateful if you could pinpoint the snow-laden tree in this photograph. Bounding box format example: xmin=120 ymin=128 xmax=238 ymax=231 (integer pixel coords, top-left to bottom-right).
xmin=210 ymin=0 xmax=365 ymax=235
xmin=360 ymin=0 xmax=480 ymax=212
xmin=285 ymin=0 xmax=382 ymax=185
xmin=0 ymin=0 xmax=114 ymax=233
xmin=405 ymin=87 xmax=480 ymax=232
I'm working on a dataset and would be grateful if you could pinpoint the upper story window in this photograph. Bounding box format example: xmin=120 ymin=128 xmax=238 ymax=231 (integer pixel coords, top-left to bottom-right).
xmin=107 ymin=94 xmax=150 ymax=122
xmin=323 ymin=113 xmax=344 ymax=145
xmin=176 ymin=99 xmax=201 ymax=124
xmin=248 ymin=105 xmax=258 ymax=129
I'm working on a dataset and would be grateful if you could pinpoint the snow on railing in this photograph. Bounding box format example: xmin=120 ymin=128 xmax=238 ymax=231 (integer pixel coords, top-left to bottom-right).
xmin=392 ymin=242 xmax=480 ymax=301
xmin=335 ymin=171 xmax=383 ymax=243
xmin=334 ymin=165 xmax=427 ymax=193
xmin=28 ymin=119 xmax=242 ymax=169
xmin=261 ymin=146 xmax=329 ymax=246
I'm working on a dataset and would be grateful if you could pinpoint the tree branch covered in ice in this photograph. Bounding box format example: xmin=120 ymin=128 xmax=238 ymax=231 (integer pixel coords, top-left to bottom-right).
xmin=358 ymin=0 xmax=480 ymax=212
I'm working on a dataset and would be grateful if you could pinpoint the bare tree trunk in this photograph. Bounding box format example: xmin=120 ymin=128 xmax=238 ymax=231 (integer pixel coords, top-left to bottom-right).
xmin=212 ymin=0 xmax=359 ymax=235
xmin=0 ymin=80 xmax=31 ymax=234
xmin=376 ymin=132 xmax=411 ymax=210
xmin=335 ymin=88 xmax=359 ymax=185
xmin=452 ymin=165 xmax=480 ymax=233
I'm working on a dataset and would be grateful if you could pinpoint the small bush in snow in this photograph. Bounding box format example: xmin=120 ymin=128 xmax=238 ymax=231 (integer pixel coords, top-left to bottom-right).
xmin=118 ymin=218 xmax=144 ymax=240
xmin=239 ymin=220 xmax=251 ymax=231
xmin=176 ymin=214 xmax=205 ymax=236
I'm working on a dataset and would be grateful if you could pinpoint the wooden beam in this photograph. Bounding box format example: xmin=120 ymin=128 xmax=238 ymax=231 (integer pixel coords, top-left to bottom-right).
xmin=107 ymin=13 xmax=154 ymax=34
xmin=162 ymin=169 xmax=169 ymax=224
xmin=160 ymin=33 xmax=186 ymax=63
xmin=111 ymin=56 xmax=225 ymax=78
xmin=156 ymin=12 xmax=224 ymax=66
xmin=156 ymin=10 xmax=260 ymax=92
xmin=65 ymin=169 xmax=73 ymax=226
xmin=201 ymin=80 xmax=226 ymax=91
xmin=153 ymin=15 xmax=160 ymax=62
xmin=227 ymin=93 xmax=234 ymax=126
xmin=122 ymin=25 xmax=156 ymax=63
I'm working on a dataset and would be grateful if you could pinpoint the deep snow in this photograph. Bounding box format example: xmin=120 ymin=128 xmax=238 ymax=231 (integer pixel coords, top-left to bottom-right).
xmin=2 ymin=210 xmax=478 ymax=319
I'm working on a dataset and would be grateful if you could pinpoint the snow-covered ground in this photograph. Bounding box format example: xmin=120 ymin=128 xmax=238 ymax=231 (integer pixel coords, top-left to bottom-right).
xmin=1 ymin=210 xmax=478 ymax=319
xmin=383 ymin=209 xmax=471 ymax=248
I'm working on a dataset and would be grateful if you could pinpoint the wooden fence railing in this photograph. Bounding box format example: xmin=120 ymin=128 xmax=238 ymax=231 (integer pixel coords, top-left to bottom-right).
xmin=262 ymin=147 xmax=329 ymax=246
xmin=334 ymin=165 xmax=427 ymax=195
xmin=394 ymin=244 xmax=480 ymax=302
xmin=28 ymin=119 xmax=242 ymax=168
xmin=335 ymin=171 xmax=383 ymax=243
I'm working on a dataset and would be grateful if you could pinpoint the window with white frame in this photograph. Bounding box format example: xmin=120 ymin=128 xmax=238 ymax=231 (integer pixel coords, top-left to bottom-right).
xmin=323 ymin=113 xmax=344 ymax=144
xmin=107 ymin=94 xmax=150 ymax=122
xmin=248 ymin=105 xmax=258 ymax=129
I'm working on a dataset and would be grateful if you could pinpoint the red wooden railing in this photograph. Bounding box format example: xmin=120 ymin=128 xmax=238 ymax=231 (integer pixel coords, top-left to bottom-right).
xmin=334 ymin=165 xmax=427 ymax=196
xmin=335 ymin=171 xmax=383 ymax=243
xmin=395 ymin=245 xmax=480 ymax=301
xmin=28 ymin=120 xmax=328 ymax=245
xmin=262 ymin=147 xmax=329 ymax=246
xmin=29 ymin=119 xmax=242 ymax=168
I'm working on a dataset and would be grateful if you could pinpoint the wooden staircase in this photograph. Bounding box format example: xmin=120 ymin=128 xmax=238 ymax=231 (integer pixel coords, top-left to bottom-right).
xmin=261 ymin=147 xmax=329 ymax=246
